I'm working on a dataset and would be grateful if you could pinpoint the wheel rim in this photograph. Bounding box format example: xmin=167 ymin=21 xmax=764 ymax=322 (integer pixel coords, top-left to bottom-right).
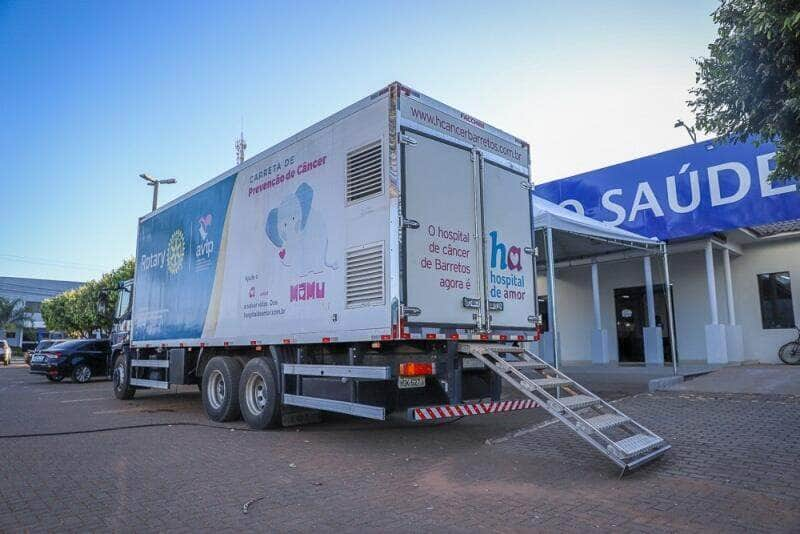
xmin=245 ymin=372 xmax=268 ymax=415
xmin=113 ymin=362 xmax=125 ymax=390
xmin=207 ymin=370 xmax=226 ymax=410
xmin=77 ymin=366 xmax=91 ymax=382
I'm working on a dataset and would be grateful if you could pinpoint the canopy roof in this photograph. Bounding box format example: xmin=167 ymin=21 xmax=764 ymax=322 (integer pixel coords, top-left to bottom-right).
xmin=532 ymin=194 xmax=662 ymax=263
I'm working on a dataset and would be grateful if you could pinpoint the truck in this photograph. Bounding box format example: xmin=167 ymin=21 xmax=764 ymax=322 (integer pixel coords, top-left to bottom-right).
xmin=106 ymin=82 xmax=668 ymax=472
xmin=108 ymin=82 xmax=537 ymax=423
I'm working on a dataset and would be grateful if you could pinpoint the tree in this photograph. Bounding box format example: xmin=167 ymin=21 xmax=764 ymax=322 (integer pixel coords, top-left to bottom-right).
xmin=690 ymin=0 xmax=800 ymax=180
xmin=0 ymin=297 xmax=30 ymax=334
xmin=41 ymin=258 xmax=135 ymax=337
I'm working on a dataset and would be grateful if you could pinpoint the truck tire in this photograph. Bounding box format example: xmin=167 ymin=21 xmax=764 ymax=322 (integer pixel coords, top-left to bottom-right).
xmin=112 ymin=355 xmax=136 ymax=400
xmin=202 ymin=356 xmax=243 ymax=422
xmin=238 ymin=357 xmax=281 ymax=430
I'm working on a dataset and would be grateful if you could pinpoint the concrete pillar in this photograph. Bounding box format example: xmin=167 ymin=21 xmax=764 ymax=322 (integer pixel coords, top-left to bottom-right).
xmin=705 ymin=241 xmax=719 ymax=325
xmin=590 ymin=262 xmax=610 ymax=364
xmin=642 ymin=256 xmax=664 ymax=366
xmin=704 ymin=241 xmax=728 ymax=363
xmin=643 ymin=256 xmax=656 ymax=328
xmin=722 ymin=248 xmax=735 ymax=325
xmin=722 ymin=248 xmax=744 ymax=363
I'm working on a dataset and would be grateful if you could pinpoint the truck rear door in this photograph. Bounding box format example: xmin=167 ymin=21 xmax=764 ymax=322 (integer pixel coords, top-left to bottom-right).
xmin=480 ymin=158 xmax=537 ymax=330
xmin=401 ymin=130 xmax=482 ymax=328
xmin=401 ymin=131 xmax=536 ymax=333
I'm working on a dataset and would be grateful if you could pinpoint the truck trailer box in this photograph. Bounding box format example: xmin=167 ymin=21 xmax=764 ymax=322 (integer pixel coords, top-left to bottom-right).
xmin=131 ymin=82 xmax=536 ymax=349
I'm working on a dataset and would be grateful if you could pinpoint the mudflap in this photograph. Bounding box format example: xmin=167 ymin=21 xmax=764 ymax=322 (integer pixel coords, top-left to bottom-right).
xmin=280 ymin=405 xmax=323 ymax=427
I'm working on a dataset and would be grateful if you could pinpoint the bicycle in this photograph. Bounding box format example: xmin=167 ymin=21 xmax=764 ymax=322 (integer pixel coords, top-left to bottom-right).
xmin=778 ymin=326 xmax=800 ymax=365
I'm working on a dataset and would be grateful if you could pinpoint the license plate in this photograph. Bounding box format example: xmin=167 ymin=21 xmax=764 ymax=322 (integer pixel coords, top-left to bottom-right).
xmin=398 ymin=376 xmax=426 ymax=389
xmin=31 ymin=355 xmax=44 ymax=363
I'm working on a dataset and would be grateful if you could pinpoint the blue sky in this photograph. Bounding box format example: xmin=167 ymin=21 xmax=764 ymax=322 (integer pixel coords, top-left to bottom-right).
xmin=1 ymin=0 xmax=718 ymax=281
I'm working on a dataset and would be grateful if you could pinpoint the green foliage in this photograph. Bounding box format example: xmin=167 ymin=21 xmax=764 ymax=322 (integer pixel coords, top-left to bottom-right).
xmin=690 ymin=0 xmax=800 ymax=180
xmin=0 ymin=297 xmax=30 ymax=331
xmin=41 ymin=258 xmax=135 ymax=337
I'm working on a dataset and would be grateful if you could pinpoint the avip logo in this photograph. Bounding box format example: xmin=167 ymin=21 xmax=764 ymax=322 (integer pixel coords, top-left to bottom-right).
xmin=489 ymin=231 xmax=522 ymax=271
xmin=198 ymin=214 xmax=212 ymax=240
xmin=166 ymin=229 xmax=186 ymax=274
xmin=196 ymin=214 xmax=214 ymax=259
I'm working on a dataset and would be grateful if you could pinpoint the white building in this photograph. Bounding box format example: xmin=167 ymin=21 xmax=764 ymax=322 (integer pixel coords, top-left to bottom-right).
xmin=0 ymin=277 xmax=83 ymax=348
xmin=535 ymin=138 xmax=799 ymax=365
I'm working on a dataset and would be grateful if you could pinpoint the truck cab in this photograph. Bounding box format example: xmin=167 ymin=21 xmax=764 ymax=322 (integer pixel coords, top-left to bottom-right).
xmin=105 ymin=279 xmax=133 ymax=379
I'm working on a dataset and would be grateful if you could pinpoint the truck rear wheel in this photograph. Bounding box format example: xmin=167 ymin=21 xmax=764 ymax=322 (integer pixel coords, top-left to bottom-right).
xmin=238 ymin=357 xmax=281 ymax=430
xmin=202 ymin=356 xmax=242 ymax=422
xmin=112 ymin=354 xmax=136 ymax=400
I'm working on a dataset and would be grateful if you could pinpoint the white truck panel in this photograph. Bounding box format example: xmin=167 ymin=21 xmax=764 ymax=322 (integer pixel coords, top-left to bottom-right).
xmin=131 ymin=83 xmax=534 ymax=348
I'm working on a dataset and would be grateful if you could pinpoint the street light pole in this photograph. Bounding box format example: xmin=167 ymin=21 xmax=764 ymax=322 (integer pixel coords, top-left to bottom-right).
xmin=139 ymin=173 xmax=177 ymax=211
xmin=673 ymin=119 xmax=697 ymax=144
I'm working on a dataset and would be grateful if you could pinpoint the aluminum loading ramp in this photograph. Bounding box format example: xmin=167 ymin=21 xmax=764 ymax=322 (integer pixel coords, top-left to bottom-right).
xmin=459 ymin=343 xmax=670 ymax=474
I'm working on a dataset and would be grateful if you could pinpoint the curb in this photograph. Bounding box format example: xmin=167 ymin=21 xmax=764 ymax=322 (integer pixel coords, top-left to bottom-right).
xmin=647 ymin=375 xmax=683 ymax=392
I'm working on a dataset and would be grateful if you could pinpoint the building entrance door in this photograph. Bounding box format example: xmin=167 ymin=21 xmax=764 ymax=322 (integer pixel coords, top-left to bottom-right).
xmin=614 ymin=285 xmax=675 ymax=364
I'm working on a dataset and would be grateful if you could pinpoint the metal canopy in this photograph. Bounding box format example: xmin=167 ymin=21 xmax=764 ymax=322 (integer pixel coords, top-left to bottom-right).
xmin=532 ymin=194 xmax=663 ymax=263
xmin=530 ymin=193 xmax=676 ymax=375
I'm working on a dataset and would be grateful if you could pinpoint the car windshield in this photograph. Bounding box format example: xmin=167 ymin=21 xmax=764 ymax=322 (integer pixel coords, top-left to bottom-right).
xmin=35 ymin=340 xmax=57 ymax=351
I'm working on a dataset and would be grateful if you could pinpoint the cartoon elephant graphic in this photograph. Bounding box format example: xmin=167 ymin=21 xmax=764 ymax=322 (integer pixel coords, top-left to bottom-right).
xmin=265 ymin=182 xmax=338 ymax=277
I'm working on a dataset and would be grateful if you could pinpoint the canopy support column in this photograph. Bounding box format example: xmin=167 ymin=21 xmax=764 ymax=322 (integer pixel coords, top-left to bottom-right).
xmin=591 ymin=262 xmax=602 ymax=330
xmin=545 ymin=226 xmax=560 ymax=369
xmin=662 ymin=245 xmax=678 ymax=375
xmin=590 ymin=262 xmax=609 ymax=364
xmin=642 ymin=255 xmax=664 ymax=366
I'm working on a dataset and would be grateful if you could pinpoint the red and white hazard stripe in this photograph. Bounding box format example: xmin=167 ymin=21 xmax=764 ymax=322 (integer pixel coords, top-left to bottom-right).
xmin=411 ymin=399 xmax=537 ymax=421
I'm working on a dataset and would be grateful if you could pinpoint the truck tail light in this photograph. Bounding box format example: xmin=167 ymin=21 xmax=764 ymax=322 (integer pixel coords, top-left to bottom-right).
xmin=399 ymin=362 xmax=434 ymax=376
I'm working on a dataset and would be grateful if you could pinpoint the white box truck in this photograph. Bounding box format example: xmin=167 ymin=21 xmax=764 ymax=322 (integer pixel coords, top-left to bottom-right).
xmin=106 ymin=83 xmax=670 ymax=472
xmin=109 ymin=82 xmax=539 ymax=426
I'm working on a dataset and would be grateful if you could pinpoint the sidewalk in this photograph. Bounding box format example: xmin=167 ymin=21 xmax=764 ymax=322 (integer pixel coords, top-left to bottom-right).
xmin=667 ymin=364 xmax=800 ymax=395
xmin=560 ymin=363 xmax=722 ymax=395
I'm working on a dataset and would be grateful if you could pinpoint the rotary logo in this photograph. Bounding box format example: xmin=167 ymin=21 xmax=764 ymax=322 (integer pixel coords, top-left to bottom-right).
xmin=166 ymin=229 xmax=186 ymax=274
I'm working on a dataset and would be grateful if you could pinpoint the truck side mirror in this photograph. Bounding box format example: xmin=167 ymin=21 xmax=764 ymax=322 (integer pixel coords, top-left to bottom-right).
xmin=97 ymin=291 xmax=109 ymax=315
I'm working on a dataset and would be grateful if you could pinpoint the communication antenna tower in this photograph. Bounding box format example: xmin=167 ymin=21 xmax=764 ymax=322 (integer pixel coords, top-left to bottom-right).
xmin=235 ymin=117 xmax=247 ymax=165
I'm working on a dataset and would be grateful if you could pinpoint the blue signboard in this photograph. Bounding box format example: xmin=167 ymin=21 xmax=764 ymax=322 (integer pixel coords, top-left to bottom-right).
xmin=132 ymin=174 xmax=237 ymax=341
xmin=535 ymin=138 xmax=800 ymax=240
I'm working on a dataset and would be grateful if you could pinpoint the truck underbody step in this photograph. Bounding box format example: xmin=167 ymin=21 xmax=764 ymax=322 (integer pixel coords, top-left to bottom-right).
xmin=458 ymin=343 xmax=670 ymax=472
xmin=131 ymin=359 xmax=169 ymax=368
xmin=282 ymin=363 xmax=391 ymax=380
xmin=129 ymin=377 xmax=170 ymax=389
xmin=282 ymin=394 xmax=386 ymax=421
xmin=612 ymin=434 xmax=665 ymax=458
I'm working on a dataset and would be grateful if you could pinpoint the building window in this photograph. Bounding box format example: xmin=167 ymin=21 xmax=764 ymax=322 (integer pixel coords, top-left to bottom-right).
xmin=757 ymin=272 xmax=796 ymax=329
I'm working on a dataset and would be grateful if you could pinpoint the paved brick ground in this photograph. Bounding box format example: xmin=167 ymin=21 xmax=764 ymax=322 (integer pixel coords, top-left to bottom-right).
xmin=1 ymin=367 xmax=798 ymax=532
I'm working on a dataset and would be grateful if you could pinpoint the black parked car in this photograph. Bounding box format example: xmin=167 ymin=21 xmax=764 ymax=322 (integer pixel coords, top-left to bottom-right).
xmin=29 ymin=339 xmax=111 ymax=383
xmin=25 ymin=338 xmax=71 ymax=365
